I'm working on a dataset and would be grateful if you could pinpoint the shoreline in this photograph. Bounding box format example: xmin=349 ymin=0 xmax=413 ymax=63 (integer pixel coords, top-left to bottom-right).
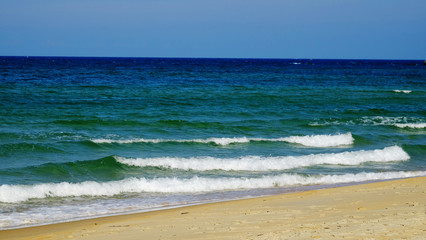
xmin=2 ymin=176 xmax=425 ymax=239
xmin=0 ymin=178 xmax=399 ymax=231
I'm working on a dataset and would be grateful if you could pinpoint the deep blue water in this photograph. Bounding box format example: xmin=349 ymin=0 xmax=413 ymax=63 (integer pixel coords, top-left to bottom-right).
xmin=0 ymin=57 xmax=425 ymax=228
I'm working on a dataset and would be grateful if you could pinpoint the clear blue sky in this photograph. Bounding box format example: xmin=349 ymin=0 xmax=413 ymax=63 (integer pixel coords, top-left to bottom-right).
xmin=1 ymin=0 xmax=425 ymax=59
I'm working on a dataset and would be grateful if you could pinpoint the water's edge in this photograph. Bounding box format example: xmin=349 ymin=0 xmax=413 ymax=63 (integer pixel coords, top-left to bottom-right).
xmin=2 ymin=176 xmax=419 ymax=231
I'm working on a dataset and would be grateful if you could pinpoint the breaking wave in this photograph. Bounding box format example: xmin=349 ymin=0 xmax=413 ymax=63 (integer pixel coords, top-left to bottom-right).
xmin=393 ymin=90 xmax=412 ymax=93
xmin=1 ymin=171 xmax=424 ymax=203
xmin=395 ymin=123 xmax=426 ymax=129
xmin=279 ymin=133 xmax=353 ymax=147
xmin=310 ymin=116 xmax=425 ymax=129
xmin=116 ymin=146 xmax=409 ymax=171
xmin=91 ymin=133 xmax=354 ymax=147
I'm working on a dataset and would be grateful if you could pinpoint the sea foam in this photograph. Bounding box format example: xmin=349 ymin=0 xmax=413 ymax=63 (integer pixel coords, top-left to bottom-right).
xmin=1 ymin=171 xmax=424 ymax=203
xmin=361 ymin=117 xmax=426 ymax=129
xmin=394 ymin=123 xmax=426 ymax=129
xmin=278 ymin=132 xmax=353 ymax=147
xmin=314 ymin=116 xmax=426 ymax=129
xmin=91 ymin=133 xmax=353 ymax=147
xmin=116 ymin=146 xmax=409 ymax=171
xmin=393 ymin=90 xmax=412 ymax=93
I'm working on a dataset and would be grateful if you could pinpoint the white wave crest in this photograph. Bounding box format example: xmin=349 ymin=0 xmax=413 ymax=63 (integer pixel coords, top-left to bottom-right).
xmin=394 ymin=123 xmax=426 ymax=129
xmin=393 ymin=90 xmax=412 ymax=93
xmin=278 ymin=132 xmax=353 ymax=147
xmin=1 ymin=171 xmax=425 ymax=203
xmin=198 ymin=137 xmax=251 ymax=145
xmin=310 ymin=117 xmax=425 ymax=128
xmin=92 ymin=138 xmax=163 ymax=144
xmin=361 ymin=117 xmax=426 ymax=129
xmin=91 ymin=137 xmax=251 ymax=145
xmin=116 ymin=146 xmax=409 ymax=171
xmin=91 ymin=133 xmax=353 ymax=147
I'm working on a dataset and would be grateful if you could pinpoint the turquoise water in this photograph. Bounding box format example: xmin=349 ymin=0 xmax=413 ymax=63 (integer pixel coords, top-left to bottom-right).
xmin=0 ymin=57 xmax=425 ymax=228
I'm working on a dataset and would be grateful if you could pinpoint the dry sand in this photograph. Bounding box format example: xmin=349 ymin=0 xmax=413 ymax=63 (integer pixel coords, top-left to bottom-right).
xmin=1 ymin=176 xmax=425 ymax=240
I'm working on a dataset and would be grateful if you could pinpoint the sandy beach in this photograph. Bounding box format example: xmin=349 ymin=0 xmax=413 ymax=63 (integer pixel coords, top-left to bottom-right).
xmin=2 ymin=176 xmax=425 ymax=240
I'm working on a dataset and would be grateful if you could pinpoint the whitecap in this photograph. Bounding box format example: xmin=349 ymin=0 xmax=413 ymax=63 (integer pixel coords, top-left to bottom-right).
xmin=277 ymin=132 xmax=353 ymax=147
xmin=394 ymin=123 xmax=426 ymax=129
xmin=393 ymin=90 xmax=412 ymax=93
xmin=91 ymin=133 xmax=353 ymax=147
xmin=116 ymin=146 xmax=409 ymax=171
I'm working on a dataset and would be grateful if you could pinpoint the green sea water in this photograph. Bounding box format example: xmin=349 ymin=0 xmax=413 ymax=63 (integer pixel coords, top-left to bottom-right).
xmin=0 ymin=57 xmax=425 ymax=228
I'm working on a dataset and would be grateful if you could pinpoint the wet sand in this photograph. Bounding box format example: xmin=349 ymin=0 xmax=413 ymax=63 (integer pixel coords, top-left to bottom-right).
xmin=2 ymin=176 xmax=425 ymax=239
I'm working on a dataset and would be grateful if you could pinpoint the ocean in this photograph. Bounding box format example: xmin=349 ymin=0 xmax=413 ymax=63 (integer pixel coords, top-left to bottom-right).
xmin=0 ymin=57 xmax=425 ymax=229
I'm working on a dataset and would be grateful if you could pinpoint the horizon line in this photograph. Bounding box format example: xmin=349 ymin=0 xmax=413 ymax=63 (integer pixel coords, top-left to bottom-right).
xmin=1 ymin=55 xmax=425 ymax=61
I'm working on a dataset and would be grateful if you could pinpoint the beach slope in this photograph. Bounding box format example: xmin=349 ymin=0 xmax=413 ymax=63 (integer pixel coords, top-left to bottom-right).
xmin=2 ymin=176 xmax=425 ymax=239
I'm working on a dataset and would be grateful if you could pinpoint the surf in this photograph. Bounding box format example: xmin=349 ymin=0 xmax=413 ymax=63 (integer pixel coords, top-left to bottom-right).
xmin=1 ymin=170 xmax=424 ymax=203
xmin=115 ymin=146 xmax=409 ymax=171
xmin=91 ymin=132 xmax=354 ymax=147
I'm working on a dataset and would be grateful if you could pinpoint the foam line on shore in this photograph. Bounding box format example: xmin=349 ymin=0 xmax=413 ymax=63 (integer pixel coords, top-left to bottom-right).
xmin=1 ymin=170 xmax=424 ymax=203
